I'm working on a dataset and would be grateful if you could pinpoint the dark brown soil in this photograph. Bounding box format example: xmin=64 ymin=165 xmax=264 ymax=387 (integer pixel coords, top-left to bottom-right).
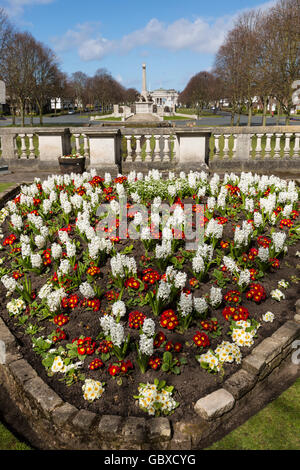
xmin=0 ymin=197 xmax=299 ymax=425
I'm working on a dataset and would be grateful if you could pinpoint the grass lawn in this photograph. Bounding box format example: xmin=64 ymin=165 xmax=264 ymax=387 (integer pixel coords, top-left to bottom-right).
xmin=0 ymin=422 xmax=31 ymax=450
xmin=0 ymin=183 xmax=13 ymax=192
xmin=207 ymin=377 xmax=300 ymax=450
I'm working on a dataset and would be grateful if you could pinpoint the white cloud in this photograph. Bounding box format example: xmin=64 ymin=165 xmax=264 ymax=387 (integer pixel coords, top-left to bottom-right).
xmin=51 ymin=0 xmax=277 ymax=61
xmin=2 ymin=0 xmax=55 ymax=17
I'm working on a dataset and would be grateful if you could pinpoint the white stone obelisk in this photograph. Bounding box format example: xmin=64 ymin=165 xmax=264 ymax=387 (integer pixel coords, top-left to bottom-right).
xmin=142 ymin=63 xmax=147 ymax=99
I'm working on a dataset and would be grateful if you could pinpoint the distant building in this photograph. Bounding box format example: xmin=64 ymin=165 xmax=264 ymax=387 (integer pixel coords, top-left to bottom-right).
xmin=149 ymin=88 xmax=179 ymax=110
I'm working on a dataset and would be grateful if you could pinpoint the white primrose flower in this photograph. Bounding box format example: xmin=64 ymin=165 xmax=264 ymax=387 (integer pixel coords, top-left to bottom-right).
xmin=82 ymin=379 xmax=105 ymax=402
xmin=6 ymin=298 xmax=26 ymax=315
xmin=270 ymin=289 xmax=285 ymax=301
xmin=214 ymin=341 xmax=242 ymax=365
xmin=278 ymin=279 xmax=289 ymax=289
xmin=51 ymin=356 xmax=67 ymax=374
xmin=262 ymin=311 xmax=275 ymax=322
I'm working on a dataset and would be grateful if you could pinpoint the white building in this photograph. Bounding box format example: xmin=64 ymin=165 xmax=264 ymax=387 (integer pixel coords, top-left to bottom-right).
xmin=149 ymin=88 xmax=179 ymax=110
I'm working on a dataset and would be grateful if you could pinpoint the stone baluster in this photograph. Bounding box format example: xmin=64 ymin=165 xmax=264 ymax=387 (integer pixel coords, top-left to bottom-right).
xmin=250 ymin=134 xmax=255 ymax=157
xmin=82 ymin=134 xmax=89 ymax=158
xmin=171 ymin=135 xmax=176 ymax=160
xmin=284 ymin=133 xmax=292 ymax=157
xmin=214 ymin=134 xmax=221 ymax=157
xmin=264 ymin=133 xmax=273 ymax=158
xmin=125 ymin=136 xmax=133 ymax=162
xmin=223 ymin=134 xmax=230 ymax=158
xmin=232 ymin=134 xmax=237 ymax=158
xmin=255 ymin=133 xmax=264 ymax=159
xmin=27 ymin=134 xmax=35 ymax=159
xmin=135 ymin=136 xmax=142 ymax=161
xmin=73 ymin=133 xmax=81 ymax=155
xmin=274 ymin=133 xmax=283 ymax=158
xmin=163 ymin=135 xmax=171 ymax=161
xmin=19 ymin=134 xmax=27 ymax=159
xmin=153 ymin=135 xmax=161 ymax=162
xmin=293 ymin=133 xmax=300 ymax=157
xmin=13 ymin=136 xmax=18 ymax=158
xmin=145 ymin=135 xmax=152 ymax=162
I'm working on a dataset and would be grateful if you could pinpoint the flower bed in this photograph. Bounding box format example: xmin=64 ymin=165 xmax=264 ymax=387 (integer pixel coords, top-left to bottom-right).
xmin=0 ymin=169 xmax=299 ymax=424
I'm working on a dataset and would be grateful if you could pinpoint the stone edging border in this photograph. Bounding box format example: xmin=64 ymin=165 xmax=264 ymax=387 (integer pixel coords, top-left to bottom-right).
xmin=0 ymin=184 xmax=299 ymax=449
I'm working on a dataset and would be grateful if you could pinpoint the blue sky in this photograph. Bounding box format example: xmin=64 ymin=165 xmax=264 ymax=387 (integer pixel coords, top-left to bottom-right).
xmin=1 ymin=0 xmax=276 ymax=91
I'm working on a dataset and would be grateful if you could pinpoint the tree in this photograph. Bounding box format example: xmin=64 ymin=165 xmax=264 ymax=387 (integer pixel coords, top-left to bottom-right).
xmin=31 ymin=41 xmax=62 ymax=124
xmin=179 ymin=71 xmax=217 ymax=118
xmin=263 ymin=0 xmax=300 ymax=124
xmin=0 ymin=32 xmax=37 ymax=126
xmin=0 ymin=8 xmax=13 ymax=61
xmin=70 ymin=71 xmax=89 ymax=111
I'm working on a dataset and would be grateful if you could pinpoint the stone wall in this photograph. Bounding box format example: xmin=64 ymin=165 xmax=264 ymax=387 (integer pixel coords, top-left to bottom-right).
xmin=1 ymin=126 xmax=299 ymax=177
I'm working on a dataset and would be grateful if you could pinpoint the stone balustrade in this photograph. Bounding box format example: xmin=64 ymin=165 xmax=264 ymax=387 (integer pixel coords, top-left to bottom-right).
xmin=0 ymin=126 xmax=299 ymax=175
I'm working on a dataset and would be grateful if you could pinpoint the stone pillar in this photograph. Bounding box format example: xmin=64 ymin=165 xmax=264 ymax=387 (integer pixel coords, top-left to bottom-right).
xmin=142 ymin=63 xmax=147 ymax=98
xmin=1 ymin=133 xmax=17 ymax=161
xmin=87 ymin=129 xmax=120 ymax=174
xmin=234 ymin=134 xmax=251 ymax=160
xmin=176 ymin=130 xmax=210 ymax=170
xmin=37 ymin=128 xmax=71 ymax=170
